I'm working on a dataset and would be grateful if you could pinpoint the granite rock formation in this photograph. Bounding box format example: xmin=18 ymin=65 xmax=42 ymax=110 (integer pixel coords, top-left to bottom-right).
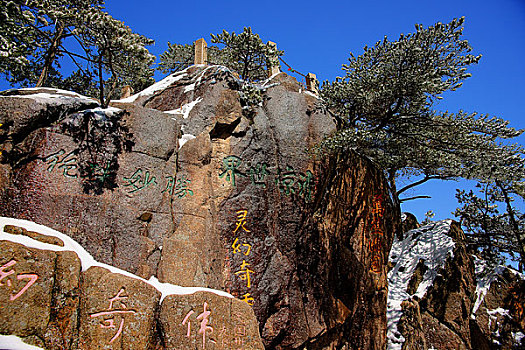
xmin=0 ymin=222 xmax=264 ymax=350
xmin=0 ymin=65 xmax=399 ymax=349
xmin=390 ymin=216 xmax=525 ymax=350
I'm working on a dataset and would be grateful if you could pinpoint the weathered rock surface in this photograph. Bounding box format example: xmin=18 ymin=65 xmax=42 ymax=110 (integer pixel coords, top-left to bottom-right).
xmin=0 ymin=240 xmax=81 ymax=349
xmin=78 ymin=266 xmax=161 ymax=350
xmin=1 ymin=222 xmax=265 ymax=349
xmin=1 ymin=65 xmax=399 ymax=349
xmin=470 ymin=264 xmax=525 ymax=349
xmin=160 ymin=291 xmax=263 ymax=349
xmin=391 ymin=215 xmax=525 ymax=350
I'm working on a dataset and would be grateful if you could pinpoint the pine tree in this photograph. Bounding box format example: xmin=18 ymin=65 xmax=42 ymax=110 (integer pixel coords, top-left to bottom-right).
xmin=210 ymin=27 xmax=283 ymax=81
xmin=455 ymin=181 xmax=525 ymax=271
xmin=0 ymin=0 xmax=103 ymax=87
xmin=1 ymin=0 xmax=48 ymax=84
xmin=158 ymin=42 xmax=195 ymax=74
xmin=73 ymin=7 xmax=155 ymax=106
xmin=319 ymin=17 xmax=525 ymax=201
xmin=0 ymin=0 xmax=155 ymax=105
xmin=158 ymin=27 xmax=283 ymax=82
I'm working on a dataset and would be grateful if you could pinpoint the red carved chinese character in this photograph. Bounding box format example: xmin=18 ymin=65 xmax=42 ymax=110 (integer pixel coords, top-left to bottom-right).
xmin=90 ymin=287 xmax=136 ymax=344
xmin=182 ymin=302 xmax=214 ymax=349
xmin=0 ymin=260 xmax=38 ymax=301
xmin=370 ymin=255 xmax=382 ymax=273
xmin=182 ymin=310 xmax=195 ymax=337
xmin=196 ymin=302 xmax=213 ymax=349
xmin=368 ymin=236 xmax=382 ymax=254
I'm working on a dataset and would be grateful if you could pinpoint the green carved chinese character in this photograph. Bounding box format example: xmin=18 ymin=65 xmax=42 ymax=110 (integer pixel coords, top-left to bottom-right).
xmin=123 ymin=169 xmax=157 ymax=193
xmin=219 ymin=156 xmax=246 ymax=186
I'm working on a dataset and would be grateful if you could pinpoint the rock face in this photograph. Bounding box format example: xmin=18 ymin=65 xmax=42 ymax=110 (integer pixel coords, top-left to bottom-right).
xmin=0 ymin=222 xmax=264 ymax=349
xmin=1 ymin=66 xmax=398 ymax=348
xmin=390 ymin=216 xmax=525 ymax=350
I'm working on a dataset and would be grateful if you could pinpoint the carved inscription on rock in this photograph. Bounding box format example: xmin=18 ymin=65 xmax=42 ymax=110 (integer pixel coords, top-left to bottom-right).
xmin=0 ymin=241 xmax=55 ymax=338
xmin=218 ymin=155 xmax=316 ymax=201
xmin=368 ymin=194 xmax=385 ymax=273
xmin=160 ymin=291 xmax=264 ymax=350
xmin=78 ymin=266 xmax=160 ymax=350
xmin=231 ymin=210 xmax=255 ymax=306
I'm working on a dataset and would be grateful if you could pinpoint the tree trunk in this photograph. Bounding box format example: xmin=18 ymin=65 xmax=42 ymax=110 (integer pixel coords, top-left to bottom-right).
xmin=496 ymin=180 xmax=525 ymax=271
xmin=36 ymin=21 xmax=65 ymax=87
xmin=98 ymin=54 xmax=105 ymax=107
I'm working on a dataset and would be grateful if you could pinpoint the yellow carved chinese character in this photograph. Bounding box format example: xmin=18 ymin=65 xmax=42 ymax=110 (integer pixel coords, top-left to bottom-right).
xmin=233 ymin=210 xmax=250 ymax=233
xmin=235 ymin=260 xmax=254 ymax=288
xmin=232 ymin=238 xmax=242 ymax=254
xmin=241 ymin=293 xmax=254 ymax=306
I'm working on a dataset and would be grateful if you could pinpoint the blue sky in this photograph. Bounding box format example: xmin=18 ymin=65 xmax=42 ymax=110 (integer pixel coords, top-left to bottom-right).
xmin=4 ymin=0 xmax=525 ymax=222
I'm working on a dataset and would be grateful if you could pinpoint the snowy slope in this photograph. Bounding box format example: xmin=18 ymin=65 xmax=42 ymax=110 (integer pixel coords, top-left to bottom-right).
xmin=387 ymin=219 xmax=456 ymax=350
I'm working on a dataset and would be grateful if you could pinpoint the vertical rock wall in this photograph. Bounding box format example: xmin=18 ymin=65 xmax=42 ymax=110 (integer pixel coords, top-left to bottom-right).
xmin=0 ymin=66 xmax=399 ymax=349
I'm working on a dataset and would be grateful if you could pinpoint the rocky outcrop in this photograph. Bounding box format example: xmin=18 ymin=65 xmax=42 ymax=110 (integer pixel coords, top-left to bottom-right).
xmin=0 ymin=221 xmax=264 ymax=349
xmin=1 ymin=65 xmax=399 ymax=349
xmin=470 ymin=260 xmax=525 ymax=349
xmin=389 ymin=216 xmax=525 ymax=350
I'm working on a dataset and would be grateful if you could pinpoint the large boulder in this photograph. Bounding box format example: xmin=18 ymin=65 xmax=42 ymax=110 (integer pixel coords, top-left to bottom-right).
xmin=0 ymin=219 xmax=265 ymax=349
xmin=1 ymin=65 xmax=399 ymax=349
xmin=160 ymin=291 xmax=264 ymax=349
xmin=469 ymin=260 xmax=525 ymax=349
xmin=78 ymin=266 xmax=161 ymax=350
xmin=0 ymin=239 xmax=81 ymax=349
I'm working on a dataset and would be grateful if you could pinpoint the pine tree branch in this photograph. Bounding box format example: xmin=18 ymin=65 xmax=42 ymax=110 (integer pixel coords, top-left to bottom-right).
xmin=399 ymin=195 xmax=431 ymax=203
xmin=396 ymin=174 xmax=446 ymax=195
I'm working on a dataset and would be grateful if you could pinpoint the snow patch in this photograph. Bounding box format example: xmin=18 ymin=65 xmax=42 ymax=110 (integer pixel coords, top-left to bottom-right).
xmin=116 ymin=68 xmax=190 ymax=103
xmin=179 ymin=134 xmax=196 ymax=149
xmin=303 ymin=90 xmax=319 ymax=99
xmin=11 ymin=87 xmax=95 ymax=100
xmin=184 ymin=83 xmax=196 ymax=93
xmin=82 ymin=106 xmax=122 ymax=118
xmin=471 ymin=258 xmax=523 ymax=318
xmin=0 ymin=216 xmax=233 ymax=302
xmin=5 ymin=89 xmax=96 ymax=105
xmin=164 ymin=97 xmax=202 ymax=119
xmin=471 ymin=257 xmax=506 ymax=316
xmin=387 ymin=220 xmax=456 ymax=350
xmin=0 ymin=335 xmax=45 ymax=350
xmin=512 ymin=331 xmax=525 ymax=343
xmin=262 ymin=71 xmax=281 ymax=86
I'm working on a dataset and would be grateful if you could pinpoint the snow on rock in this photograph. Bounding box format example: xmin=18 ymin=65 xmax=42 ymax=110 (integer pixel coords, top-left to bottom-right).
xmin=471 ymin=257 xmax=506 ymax=316
xmin=0 ymin=216 xmax=233 ymax=302
xmin=513 ymin=332 xmax=525 ymax=344
xmin=116 ymin=68 xmax=190 ymax=103
xmin=387 ymin=220 xmax=456 ymax=350
xmin=178 ymin=134 xmax=196 ymax=149
xmin=0 ymin=335 xmax=45 ymax=350
xmin=471 ymin=256 xmax=524 ymax=318
xmin=4 ymin=88 xmax=97 ymax=105
xmin=303 ymin=90 xmax=320 ymax=99
xmin=163 ymin=97 xmax=202 ymax=119
xmin=184 ymin=82 xmax=196 ymax=93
